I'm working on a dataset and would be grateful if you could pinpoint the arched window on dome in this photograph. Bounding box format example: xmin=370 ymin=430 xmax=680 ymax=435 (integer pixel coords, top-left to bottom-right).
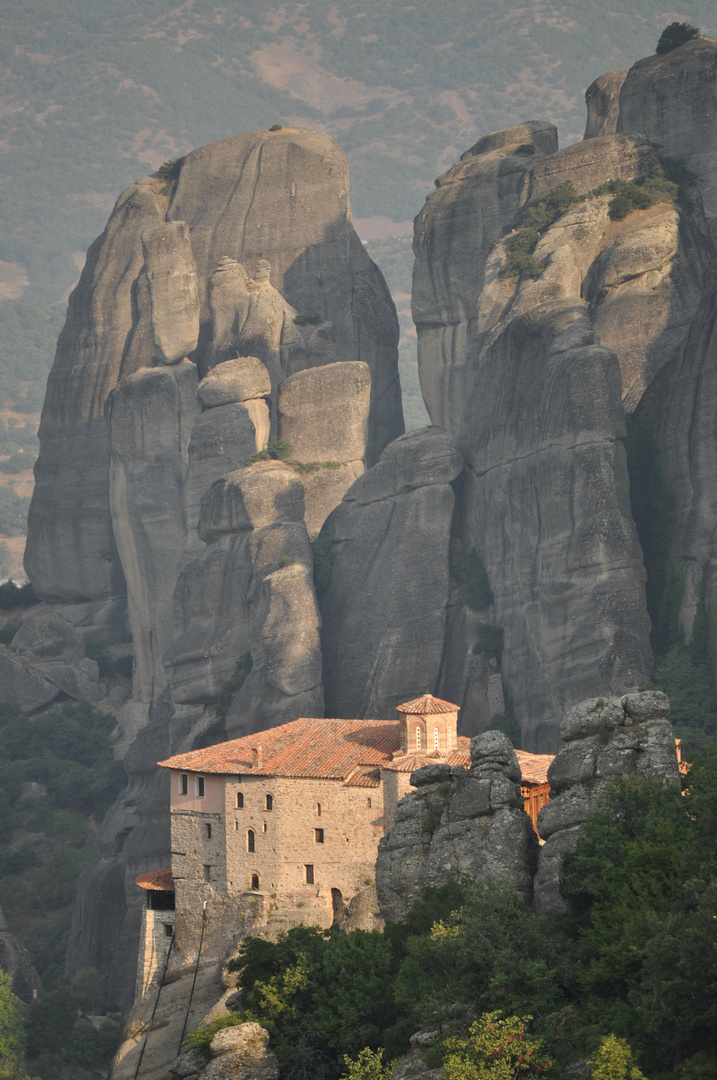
xmin=416 ymin=726 xmax=421 ymax=750
xmin=434 ymin=727 xmax=440 ymax=749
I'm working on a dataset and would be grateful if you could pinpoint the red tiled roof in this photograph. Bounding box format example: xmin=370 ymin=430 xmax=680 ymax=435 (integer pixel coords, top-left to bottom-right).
xmin=396 ymin=693 xmax=460 ymax=715
xmin=158 ymin=718 xmax=401 ymax=780
xmin=159 ymin=718 xmax=555 ymax=786
xmin=345 ymin=767 xmax=381 ymax=788
xmin=136 ymin=867 xmax=174 ymax=892
xmin=382 ymin=737 xmax=472 ymax=772
xmin=515 ymin=750 xmax=553 ymax=786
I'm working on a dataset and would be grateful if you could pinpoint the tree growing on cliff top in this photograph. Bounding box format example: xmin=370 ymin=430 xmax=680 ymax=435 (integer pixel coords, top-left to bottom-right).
xmin=656 ymin=23 xmax=700 ymax=54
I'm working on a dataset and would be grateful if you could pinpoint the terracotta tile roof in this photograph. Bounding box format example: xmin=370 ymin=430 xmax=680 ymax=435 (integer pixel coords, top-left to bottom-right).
xmin=158 ymin=718 xmax=401 ymax=780
xmin=515 ymin=750 xmax=553 ymax=785
xmin=345 ymin=767 xmax=381 ymax=788
xmin=396 ymin=693 xmax=460 ymax=715
xmin=136 ymin=867 xmax=174 ymax=892
xmin=381 ymin=737 xmax=472 ymax=772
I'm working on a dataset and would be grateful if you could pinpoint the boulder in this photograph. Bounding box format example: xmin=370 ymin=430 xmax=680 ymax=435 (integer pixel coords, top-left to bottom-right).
xmin=526 ymin=134 xmax=655 ymax=203
xmin=533 ymin=691 xmax=681 ymax=914
xmin=197 ymin=356 xmax=271 ymax=408
xmin=463 ymin=121 xmax=558 ymax=158
xmin=617 ymin=39 xmax=717 ymax=234
xmin=185 ymin=402 xmax=269 ymax=520
xmin=202 ymin=1022 xmax=280 ymax=1080
xmin=376 ymin=734 xmax=537 ymax=921
xmin=142 ymin=220 xmax=200 ymax=364
xmin=320 ymin=429 xmax=463 ymax=719
xmin=277 ymin=361 xmax=371 ymax=537
xmin=277 ymin=361 xmax=370 ymax=463
xmin=583 ymin=69 xmax=629 ymax=139
xmin=13 ymin=607 xmax=85 ymax=664
xmin=0 ymin=646 xmax=60 ymax=711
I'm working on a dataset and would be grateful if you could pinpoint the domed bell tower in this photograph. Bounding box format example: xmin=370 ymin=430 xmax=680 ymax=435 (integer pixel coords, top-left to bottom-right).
xmin=395 ymin=694 xmax=459 ymax=756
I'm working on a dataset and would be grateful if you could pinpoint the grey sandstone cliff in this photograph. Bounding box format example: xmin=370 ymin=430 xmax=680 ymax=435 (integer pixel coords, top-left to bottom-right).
xmin=376 ymin=730 xmax=537 ymax=921
xmin=26 ymin=127 xmax=401 ymax=611
xmin=320 ymin=427 xmax=463 ymax=719
xmin=413 ymin=38 xmax=717 ymax=746
xmin=533 ymin=691 xmax=680 ymax=917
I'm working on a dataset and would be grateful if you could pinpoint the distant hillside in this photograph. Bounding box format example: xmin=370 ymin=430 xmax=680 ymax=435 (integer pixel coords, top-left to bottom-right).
xmin=1 ymin=0 xmax=716 ymax=302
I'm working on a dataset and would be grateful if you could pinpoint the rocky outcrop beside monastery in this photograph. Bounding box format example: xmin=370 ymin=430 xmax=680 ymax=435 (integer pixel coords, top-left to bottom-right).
xmin=376 ymin=731 xmax=537 ymax=921
xmin=533 ymin=691 xmax=680 ymax=917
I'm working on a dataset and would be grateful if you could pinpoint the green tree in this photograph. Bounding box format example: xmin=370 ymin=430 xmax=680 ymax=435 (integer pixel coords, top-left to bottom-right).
xmin=0 ymin=969 xmax=26 ymax=1069
xmin=442 ymin=1012 xmax=554 ymax=1079
xmin=656 ymin=23 xmax=700 ymax=54
xmin=341 ymin=1047 xmax=390 ymax=1080
xmin=588 ymin=1035 xmax=647 ymax=1080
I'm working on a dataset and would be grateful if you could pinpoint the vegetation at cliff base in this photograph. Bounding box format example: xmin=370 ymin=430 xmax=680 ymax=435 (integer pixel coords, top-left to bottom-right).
xmin=193 ymin=756 xmax=717 ymax=1080
xmin=0 ymin=700 xmax=125 ymax=1078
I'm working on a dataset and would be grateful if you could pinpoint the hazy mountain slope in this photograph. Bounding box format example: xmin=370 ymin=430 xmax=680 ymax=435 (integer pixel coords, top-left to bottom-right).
xmin=1 ymin=0 xmax=716 ymax=303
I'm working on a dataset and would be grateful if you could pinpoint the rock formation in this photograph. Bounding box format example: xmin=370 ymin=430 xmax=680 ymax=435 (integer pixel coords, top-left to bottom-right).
xmin=171 ymin=1023 xmax=279 ymax=1080
xmin=26 ymin=127 xmax=402 ymax=612
xmin=533 ymin=691 xmax=680 ymax=917
xmin=413 ymin=36 xmax=717 ymax=749
xmin=14 ymin=34 xmax=717 ymax=1021
xmin=167 ymin=461 xmax=323 ymax=730
xmin=376 ymin=730 xmax=537 ymax=921
xmin=320 ymin=427 xmax=463 ymax=719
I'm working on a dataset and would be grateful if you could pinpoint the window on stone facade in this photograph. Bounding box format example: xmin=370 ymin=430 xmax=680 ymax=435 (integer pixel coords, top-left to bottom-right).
xmin=196 ymin=776 xmax=205 ymax=797
xmin=434 ymin=727 xmax=439 ymax=749
xmin=179 ymin=774 xmax=188 ymax=795
xmin=247 ymin=829 xmax=255 ymax=853
xmin=314 ymin=828 xmax=324 ymax=844
xmin=316 ymin=803 xmax=321 ymax=816
xmin=205 ymin=823 xmax=212 ymax=839
xmin=265 ymin=794 xmax=273 ymax=810
xmin=416 ymin=726 xmax=421 ymax=750
xmin=164 ymin=923 xmax=173 ymax=937
xmin=366 ymin=797 xmax=372 ymax=809
xmin=305 ymin=864 xmax=314 ymax=884
xmin=203 ymin=865 xmax=210 ymax=882
xmin=251 ymin=874 xmax=259 ymax=890
xmin=236 ymin=792 xmax=244 ymax=808
xmin=263 ymin=822 xmax=267 ymax=833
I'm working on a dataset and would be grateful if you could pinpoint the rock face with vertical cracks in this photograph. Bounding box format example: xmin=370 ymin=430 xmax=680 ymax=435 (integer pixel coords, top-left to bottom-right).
xmin=533 ymin=691 xmax=680 ymax=917
xmin=277 ymin=361 xmax=371 ymax=538
xmin=166 ymin=462 xmax=323 ymax=730
xmin=25 ymin=178 xmax=164 ymax=601
xmin=320 ymin=428 xmax=463 ymax=719
xmin=376 ymin=730 xmax=537 ymax=922
xmin=26 ymin=127 xmax=401 ymax=606
xmin=618 ymin=38 xmax=717 ymax=237
xmin=413 ymin=88 xmax=717 ymax=746
xmin=169 ymin=128 xmax=402 ymax=463
xmin=462 ymin=302 xmax=652 ymax=750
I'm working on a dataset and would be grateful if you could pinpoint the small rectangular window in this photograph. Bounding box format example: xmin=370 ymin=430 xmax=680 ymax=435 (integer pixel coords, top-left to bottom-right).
xmin=164 ymin=923 xmax=173 ymax=938
xmin=203 ymin=865 xmax=211 ymax=883
xmin=179 ymin=774 xmax=188 ymax=795
xmin=314 ymin=828 xmax=324 ymax=844
xmin=196 ymin=776 xmax=205 ymax=797
xmin=305 ymin=864 xmax=314 ymax=885
xmin=205 ymin=823 xmax=212 ymax=840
